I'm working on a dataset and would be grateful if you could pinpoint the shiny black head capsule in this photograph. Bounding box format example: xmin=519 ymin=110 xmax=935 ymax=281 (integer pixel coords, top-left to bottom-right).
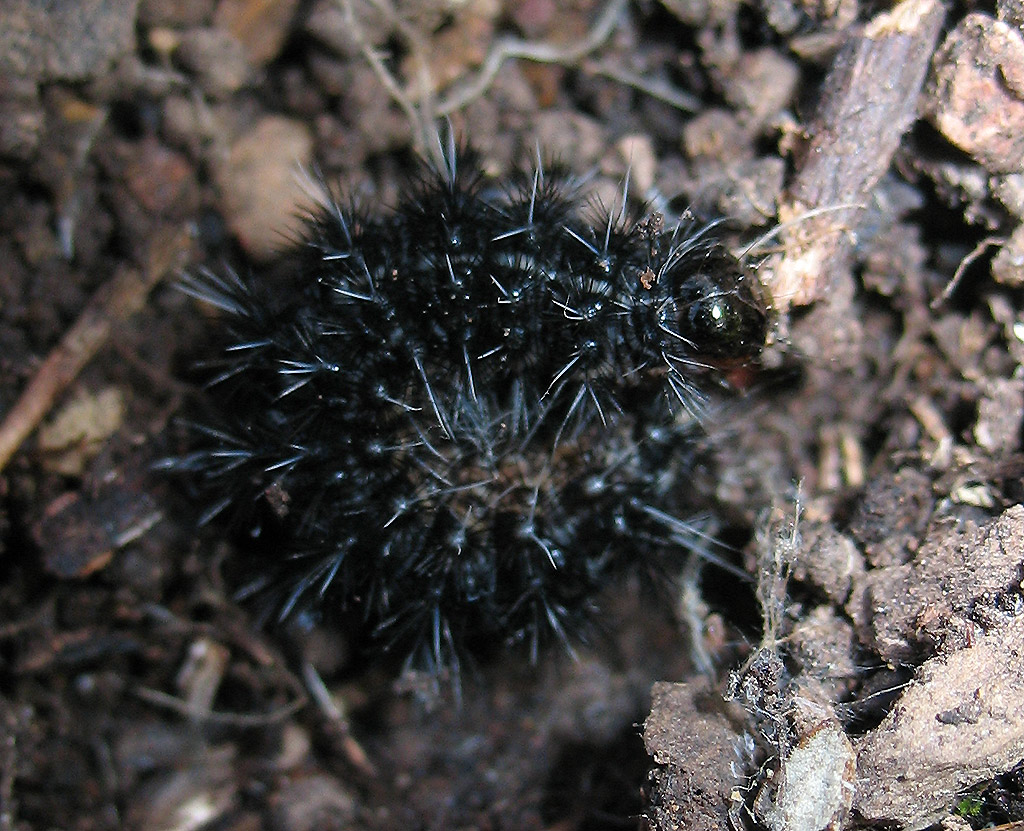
xmin=662 ymin=243 xmax=769 ymax=364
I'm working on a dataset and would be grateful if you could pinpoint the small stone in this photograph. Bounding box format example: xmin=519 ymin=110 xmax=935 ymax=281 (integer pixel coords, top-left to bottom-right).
xmin=38 ymin=387 xmax=125 ymax=476
xmin=533 ymin=111 xmax=606 ymax=168
xmin=992 ymin=222 xmax=1024 ymax=286
xmin=927 ymin=13 xmax=1024 ymax=173
xmin=683 ymin=109 xmax=752 ymax=163
xmin=763 ymin=723 xmax=856 ymax=831
xmin=0 ymin=81 xmax=43 ymax=161
xmin=722 ymin=48 xmax=799 ymax=130
xmin=973 ymin=377 xmax=1024 ymax=453
xmin=991 ymin=173 xmax=1024 ymax=221
xmin=126 ymin=764 xmax=237 ymax=831
xmin=147 ymin=26 xmax=180 ymax=58
xmin=214 ymin=0 xmax=302 ymax=67
xmin=119 ymin=138 xmax=198 ymax=217
xmin=616 ymin=134 xmax=658 ymax=198
xmin=698 ymin=158 xmax=786 ymax=228
xmin=848 ymin=468 xmax=934 ymax=568
xmin=859 ymin=506 xmax=1024 ymax=664
xmin=215 ymin=115 xmax=315 ymax=261
xmin=161 ymin=94 xmax=205 ymax=155
xmin=997 ymin=0 xmax=1024 ymax=29
xmin=176 ymin=27 xmax=250 ymax=97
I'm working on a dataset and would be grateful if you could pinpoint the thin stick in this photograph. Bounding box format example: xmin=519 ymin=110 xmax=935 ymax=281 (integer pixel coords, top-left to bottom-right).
xmin=931 ymin=235 xmax=1003 ymax=309
xmin=302 ymin=661 xmax=377 ymax=777
xmin=336 ymin=0 xmax=629 ymax=154
xmin=585 ymin=57 xmax=702 ymax=113
xmin=0 ymin=225 xmax=190 ymax=472
xmin=134 ymin=684 xmax=307 ymax=727
xmin=435 ymin=0 xmax=629 ymax=116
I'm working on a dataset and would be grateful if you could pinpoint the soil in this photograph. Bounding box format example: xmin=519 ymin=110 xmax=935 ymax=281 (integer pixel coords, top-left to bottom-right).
xmin=1 ymin=1 xmax=1024 ymax=829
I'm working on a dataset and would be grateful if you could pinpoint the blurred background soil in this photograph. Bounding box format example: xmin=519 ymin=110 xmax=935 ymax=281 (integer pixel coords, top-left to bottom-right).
xmin=1 ymin=1 xmax=1024 ymax=829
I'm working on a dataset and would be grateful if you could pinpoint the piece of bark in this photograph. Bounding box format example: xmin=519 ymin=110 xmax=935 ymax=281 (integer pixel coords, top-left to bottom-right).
xmin=763 ymin=720 xmax=856 ymax=831
xmin=32 ymin=474 xmax=162 ymax=579
xmin=770 ymin=0 xmax=946 ymax=310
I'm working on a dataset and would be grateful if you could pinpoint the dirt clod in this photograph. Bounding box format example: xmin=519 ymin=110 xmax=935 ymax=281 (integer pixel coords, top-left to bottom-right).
xmin=855 ymin=506 xmax=1024 ymax=665
xmin=643 ymin=680 xmax=741 ymax=831
xmin=926 ymin=13 xmax=1024 ymax=174
xmin=855 ymin=613 xmax=1024 ymax=829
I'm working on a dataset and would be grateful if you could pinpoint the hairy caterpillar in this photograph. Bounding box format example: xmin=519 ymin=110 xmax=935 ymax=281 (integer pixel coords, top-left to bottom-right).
xmin=175 ymin=145 xmax=768 ymax=672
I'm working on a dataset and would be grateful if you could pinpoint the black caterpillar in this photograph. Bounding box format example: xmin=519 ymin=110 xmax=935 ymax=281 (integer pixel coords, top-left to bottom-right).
xmin=177 ymin=146 xmax=768 ymax=671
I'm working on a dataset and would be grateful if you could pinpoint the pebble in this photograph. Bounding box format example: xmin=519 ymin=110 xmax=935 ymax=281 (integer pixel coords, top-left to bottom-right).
xmin=927 ymin=13 xmax=1024 ymax=174
xmin=214 ymin=115 xmax=315 ymax=261
xmin=176 ymin=27 xmax=251 ymax=98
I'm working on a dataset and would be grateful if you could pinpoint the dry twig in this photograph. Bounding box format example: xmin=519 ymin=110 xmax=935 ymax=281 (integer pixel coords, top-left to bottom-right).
xmin=0 ymin=225 xmax=190 ymax=472
xmin=337 ymin=0 xmax=629 ymax=156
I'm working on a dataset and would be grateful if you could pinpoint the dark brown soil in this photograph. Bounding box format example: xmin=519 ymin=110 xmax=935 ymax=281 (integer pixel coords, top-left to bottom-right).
xmin=2 ymin=1 xmax=1024 ymax=829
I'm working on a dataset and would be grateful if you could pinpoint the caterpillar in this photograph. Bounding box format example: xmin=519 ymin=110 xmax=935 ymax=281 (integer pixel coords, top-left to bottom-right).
xmin=175 ymin=145 xmax=768 ymax=672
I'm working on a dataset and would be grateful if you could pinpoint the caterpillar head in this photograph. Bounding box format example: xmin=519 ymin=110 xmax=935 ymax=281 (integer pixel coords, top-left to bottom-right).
xmin=657 ymin=242 xmax=769 ymax=367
